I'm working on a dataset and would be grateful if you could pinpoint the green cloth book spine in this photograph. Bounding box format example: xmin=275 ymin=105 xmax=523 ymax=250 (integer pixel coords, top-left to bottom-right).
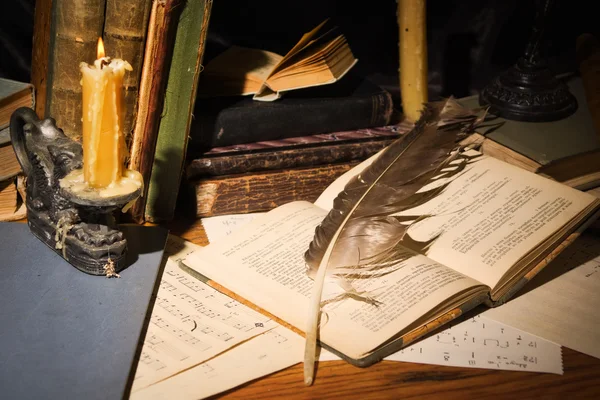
xmin=144 ymin=0 xmax=213 ymax=223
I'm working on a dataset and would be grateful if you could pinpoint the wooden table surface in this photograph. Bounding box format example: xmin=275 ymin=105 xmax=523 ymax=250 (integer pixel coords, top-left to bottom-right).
xmin=168 ymin=218 xmax=600 ymax=400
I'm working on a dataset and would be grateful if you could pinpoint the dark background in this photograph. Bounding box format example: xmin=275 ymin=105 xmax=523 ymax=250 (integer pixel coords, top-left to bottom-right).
xmin=1 ymin=0 xmax=597 ymax=99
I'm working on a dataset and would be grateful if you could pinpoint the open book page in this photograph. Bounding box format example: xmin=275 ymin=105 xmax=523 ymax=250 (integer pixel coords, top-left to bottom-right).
xmin=199 ymin=214 xmax=563 ymax=373
xmin=185 ymin=201 xmax=487 ymax=360
xmin=131 ymin=236 xmax=278 ymax=392
xmin=484 ymin=230 xmax=600 ymax=359
xmin=314 ymin=150 xmax=598 ymax=294
xmin=199 ymin=46 xmax=283 ymax=96
xmin=400 ymin=155 xmax=598 ymax=293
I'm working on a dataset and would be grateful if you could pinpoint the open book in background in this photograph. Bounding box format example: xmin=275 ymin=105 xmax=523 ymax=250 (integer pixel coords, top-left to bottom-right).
xmin=183 ymin=149 xmax=600 ymax=367
xmin=198 ymin=19 xmax=358 ymax=102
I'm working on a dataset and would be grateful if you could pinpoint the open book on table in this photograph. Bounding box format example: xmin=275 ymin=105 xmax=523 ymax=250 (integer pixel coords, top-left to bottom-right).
xmin=198 ymin=19 xmax=358 ymax=102
xmin=182 ymin=151 xmax=600 ymax=367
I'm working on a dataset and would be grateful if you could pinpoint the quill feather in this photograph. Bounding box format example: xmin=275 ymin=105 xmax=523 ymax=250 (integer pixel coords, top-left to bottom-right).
xmin=302 ymin=98 xmax=482 ymax=385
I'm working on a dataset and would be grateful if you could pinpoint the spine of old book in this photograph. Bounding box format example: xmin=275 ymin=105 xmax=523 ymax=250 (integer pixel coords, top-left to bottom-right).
xmin=186 ymin=137 xmax=396 ymax=178
xmin=143 ymin=0 xmax=213 ymax=223
xmin=45 ymin=0 xmax=107 ymax=139
xmin=128 ymin=0 xmax=184 ymax=223
xmin=103 ymin=0 xmax=153 ymax=143
xmin=30 ymin=0 xmax=53 ymax=118
xmin=183 ymin=163 xmax=357 ymax=218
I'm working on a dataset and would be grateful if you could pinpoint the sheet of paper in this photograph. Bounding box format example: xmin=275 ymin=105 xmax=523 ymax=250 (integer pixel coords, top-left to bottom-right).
xmin=484 ymin=231 xmax=600 ymax=359
xmin=131 ymin=326 xmax=304 ymax=400
xmin=131 ymin=236 xmax=277 ymax=392
xmin=319 ymin=314 xmax=562 ymax=374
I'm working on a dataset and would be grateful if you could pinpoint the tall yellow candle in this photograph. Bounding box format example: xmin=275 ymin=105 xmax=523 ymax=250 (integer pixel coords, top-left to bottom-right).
xmin=398 ymin=0 xmax=428 ymax=122
xmin=80 ymin=38 xmax=132 ymax=188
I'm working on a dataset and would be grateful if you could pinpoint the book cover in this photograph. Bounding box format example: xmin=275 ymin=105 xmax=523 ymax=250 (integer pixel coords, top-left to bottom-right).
xmin=191 ymin=75 xmax=395 ymax=149
xmin=180 ymin=162 xmax=357 ymax=218
xmin=143 ymin=0 xmax=213 ymax=223
xmin=186 ymin=123 xmax=412 ymax=178
xmin=0 ymin=223 xmax=168 ymax=399
xmin=128 ymin=0 xmax=186 ymax=223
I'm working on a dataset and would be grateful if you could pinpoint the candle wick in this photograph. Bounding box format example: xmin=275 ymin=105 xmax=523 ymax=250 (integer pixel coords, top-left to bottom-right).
xmin=100 ymin=58 xmax=110 ymax=69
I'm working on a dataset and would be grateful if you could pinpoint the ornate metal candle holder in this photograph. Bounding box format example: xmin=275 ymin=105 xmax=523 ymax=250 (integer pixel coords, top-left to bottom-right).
xmin=479 ymin=0 xmax=577 ymax=122
xmin=10 ymin=107 xmax=142 ymax=276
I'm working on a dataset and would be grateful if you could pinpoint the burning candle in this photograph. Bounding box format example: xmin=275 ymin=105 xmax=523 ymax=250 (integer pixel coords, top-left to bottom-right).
xmin=80 ymin=38 xmax=132 ymax=188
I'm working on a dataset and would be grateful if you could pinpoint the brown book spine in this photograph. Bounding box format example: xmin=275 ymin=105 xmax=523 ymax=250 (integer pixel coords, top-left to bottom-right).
xmin=128 ymin=0 xmax=183 ymax=223
xmin=45 ymin=0 xmax=107 ymax=139
xmin=103 ymin=0 xmax=153 ymax=142
xmin=187 ymin=163 xmax=357 ymax=218
xmin=31 ymin=0 xmax=53 ymax=119
xmin=186 ymin=138 xmax=396 ymax=178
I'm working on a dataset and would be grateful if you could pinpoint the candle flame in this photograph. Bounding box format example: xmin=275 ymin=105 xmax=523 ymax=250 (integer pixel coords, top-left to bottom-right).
xmin=97 ymin=37 xmax=105 ymax=59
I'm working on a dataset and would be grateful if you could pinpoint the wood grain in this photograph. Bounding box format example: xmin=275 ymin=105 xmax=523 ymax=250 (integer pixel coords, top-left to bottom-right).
xmin=165 ymin=219 xmax=600 ymax=399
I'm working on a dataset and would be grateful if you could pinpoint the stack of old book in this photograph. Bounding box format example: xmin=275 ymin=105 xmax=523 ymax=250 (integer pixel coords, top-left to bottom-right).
xmin=177 ymin=20 xmax=407 ymax=219
xmin=0 ymin=78 xmax=33 ymax=221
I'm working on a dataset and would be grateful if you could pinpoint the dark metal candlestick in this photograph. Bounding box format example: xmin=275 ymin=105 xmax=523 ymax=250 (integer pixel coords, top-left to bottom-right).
xmin=479 ymin=0 xmax=577 ymax=121
xmin=10 ymin=107 xmax=141 ymax=275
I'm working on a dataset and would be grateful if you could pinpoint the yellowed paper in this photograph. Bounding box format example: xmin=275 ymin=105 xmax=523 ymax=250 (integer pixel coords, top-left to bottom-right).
xmin=131 ymin=236 xmax=277 ymax=392
xmin=185 ymin=201 xmax=485 ymax=360
xmin=131 ymin=326 xmax=304 ymax=400
xmin=484 ymin=231 xmax=600 ymax=359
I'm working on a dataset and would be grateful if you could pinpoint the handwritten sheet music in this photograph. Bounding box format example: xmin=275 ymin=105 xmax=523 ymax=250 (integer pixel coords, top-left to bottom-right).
xmin=131 ymin=236 xmax=277 ymax=392
xmin=484 ymin=231 xmax=600 ymax=360
xmin=318 ymin=314 xmax=562 ymax=374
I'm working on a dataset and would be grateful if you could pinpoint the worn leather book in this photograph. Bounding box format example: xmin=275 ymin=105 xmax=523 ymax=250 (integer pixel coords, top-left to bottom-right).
xmin=191 ymin=75 xmax=394 ymax=149
xmin=103 ymin=0 xmax=153 ymax=139
xmin=127 ymin=0 xmax=188 ymax=223
xmin=186 ymin=124 xmax=411 ymax=178
xmin=45 ymin=0 xmax=106 ymax=139
xmin=141 ymin=0 xmax=213 ymax=224
xmin=180 ymin=162 xmax=357 ymax=218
